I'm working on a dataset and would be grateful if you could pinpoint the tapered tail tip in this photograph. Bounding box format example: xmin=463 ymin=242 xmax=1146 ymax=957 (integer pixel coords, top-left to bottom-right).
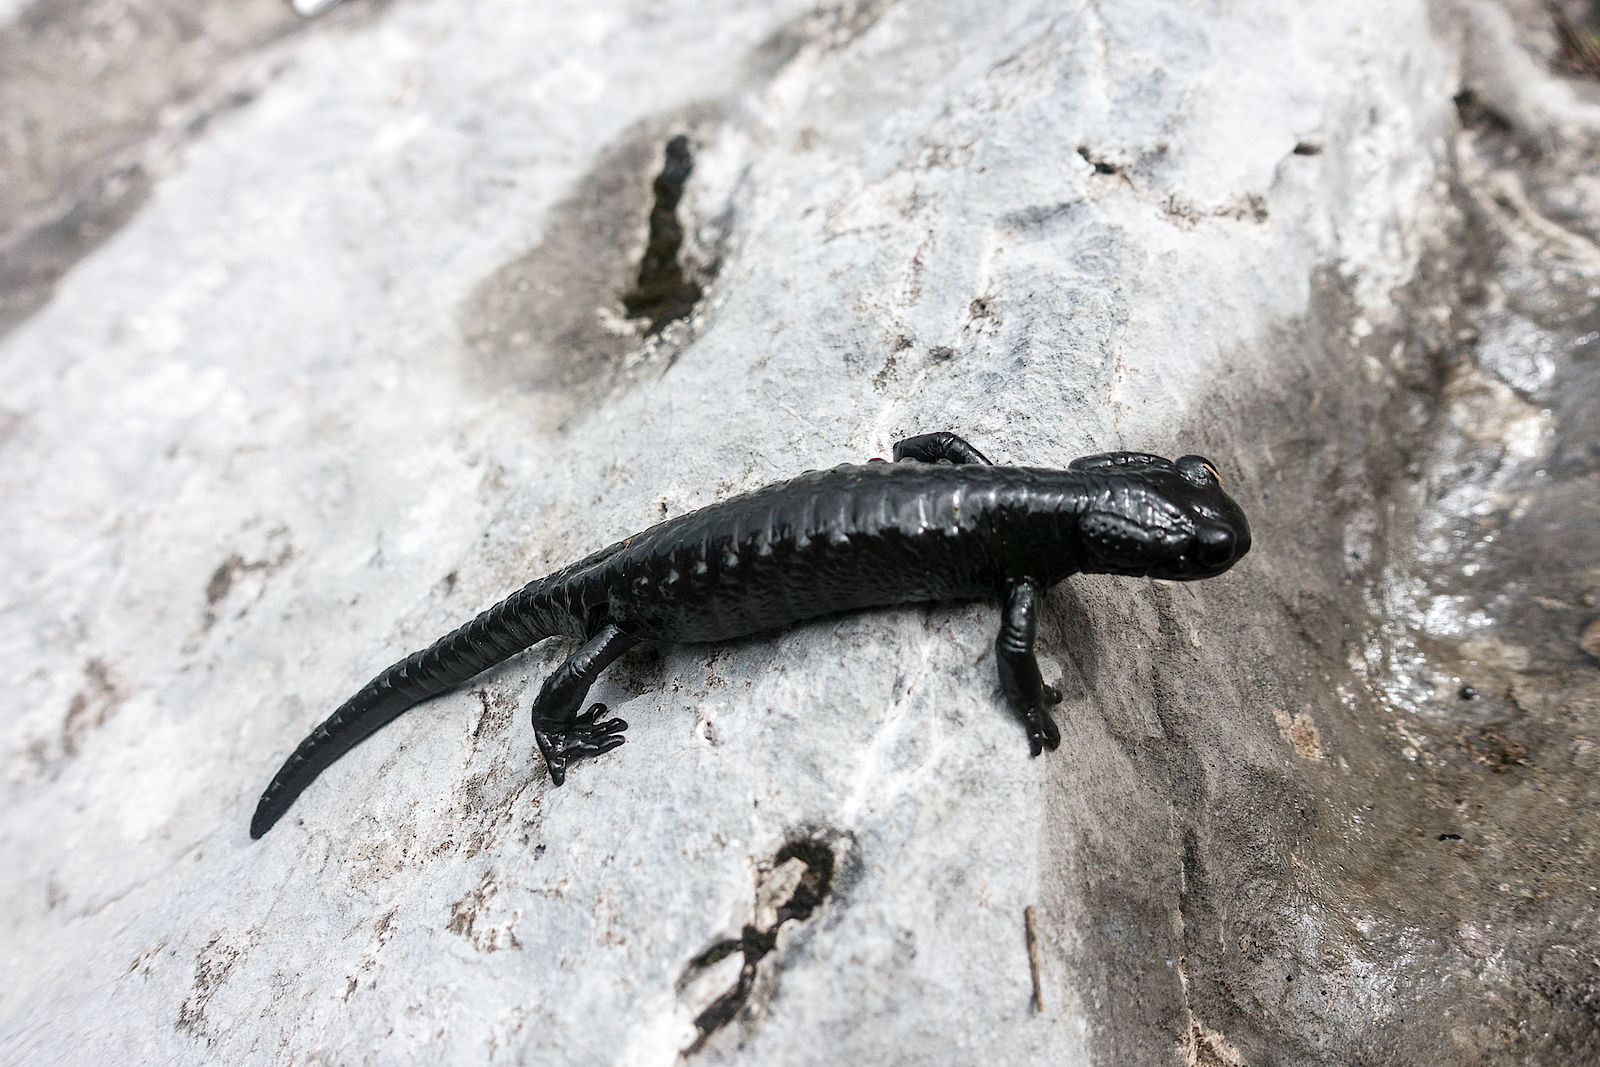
xmin=249 ymin=798 xmax=279 ymax=840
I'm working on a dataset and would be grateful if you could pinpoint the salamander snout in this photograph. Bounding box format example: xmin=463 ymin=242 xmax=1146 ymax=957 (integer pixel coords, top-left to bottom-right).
xmin=1194 ymin=523 xmax=1239 ymax=568
xmin=1177 ymin=514 xmax=1248 ymax=576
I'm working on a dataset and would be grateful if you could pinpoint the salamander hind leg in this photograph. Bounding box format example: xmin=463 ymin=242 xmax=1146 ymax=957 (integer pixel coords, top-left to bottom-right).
xmin=892 ymin=431 xmax=993 ymax=465
xmin=995 ymin=580 xmax=1063 ymax=757
xmin=531 ymin=622 xmax=641 ymax=785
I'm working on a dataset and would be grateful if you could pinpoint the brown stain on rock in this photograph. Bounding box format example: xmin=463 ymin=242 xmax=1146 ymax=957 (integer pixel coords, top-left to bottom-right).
xmin=200 ymin=531 xmax=294 ymax=631
xmin=341 ymin=907 xmax=401 ymax=1002
xmin=176 ymin=927 xmax=259 ymax=1046
xmin=446 ymin=871 xmax=521 ymax=952
xmin=1271 ymin=707 xmax=1324 ymax=760
xmin=1460 ymin=722 xmax=1530 ymax=772
xmin=1579 ymin=616 xmax=1600 ymax=661
xmin=61 ymin=657 xmax=123 ymax=757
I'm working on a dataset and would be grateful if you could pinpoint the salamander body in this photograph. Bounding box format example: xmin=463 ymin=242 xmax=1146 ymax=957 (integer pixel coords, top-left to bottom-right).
xmin=250 ymin=433 xmax=1250 ymax=838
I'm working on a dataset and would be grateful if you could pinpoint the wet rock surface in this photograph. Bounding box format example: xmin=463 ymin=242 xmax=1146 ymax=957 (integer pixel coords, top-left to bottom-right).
xmin=1 ymin=0 xmax=1598 ymax=1064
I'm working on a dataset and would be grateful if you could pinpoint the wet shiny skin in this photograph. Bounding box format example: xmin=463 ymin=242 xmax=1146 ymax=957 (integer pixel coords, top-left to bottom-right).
xmin=250 ymin=433 xmax=1251 ymax=838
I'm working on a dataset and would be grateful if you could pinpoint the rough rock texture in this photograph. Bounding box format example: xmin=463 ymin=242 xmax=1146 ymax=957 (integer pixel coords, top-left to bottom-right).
xmin=2 ymin=0 xmax=1598 ymax=1063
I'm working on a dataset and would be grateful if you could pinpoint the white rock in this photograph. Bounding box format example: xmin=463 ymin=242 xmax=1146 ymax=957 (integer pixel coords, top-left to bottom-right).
xmin=6 ymin=0 xmax=1574 ymax=1063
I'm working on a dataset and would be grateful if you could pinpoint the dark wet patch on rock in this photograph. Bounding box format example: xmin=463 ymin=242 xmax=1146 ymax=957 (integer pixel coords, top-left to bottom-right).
xmin=457 ymin=109 xmax=721 ymax=401
xmin=456 ymin=2 xmax=899 ymax=406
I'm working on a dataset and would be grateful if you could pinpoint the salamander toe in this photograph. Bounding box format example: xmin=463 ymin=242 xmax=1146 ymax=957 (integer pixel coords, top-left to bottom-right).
xmin=535 ymin=703 xmax=630 ymax=785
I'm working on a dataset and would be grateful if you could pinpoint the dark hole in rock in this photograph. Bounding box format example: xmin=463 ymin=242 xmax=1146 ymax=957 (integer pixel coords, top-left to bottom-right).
xmin=457 ymin=111 xmax=719 ymax=400
xmin=622 ymin=134 xmax=704 ymax=337
xmin=1076 ymin=145 xmax=1122 ymax=175
xmin=680 ymin=834 xmax=838 ymax=1056
xmin=1452 ymin=88 xmax=1514 ymax=133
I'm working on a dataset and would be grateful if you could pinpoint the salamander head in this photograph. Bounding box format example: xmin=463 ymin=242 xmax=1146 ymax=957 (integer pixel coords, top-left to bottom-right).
xmin=1068 ymin=452 xmax=1252 ymax=580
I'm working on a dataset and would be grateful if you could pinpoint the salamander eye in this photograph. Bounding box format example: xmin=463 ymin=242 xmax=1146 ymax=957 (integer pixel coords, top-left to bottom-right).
xmin=1176 ymin=455 xmax=1220 ymax=487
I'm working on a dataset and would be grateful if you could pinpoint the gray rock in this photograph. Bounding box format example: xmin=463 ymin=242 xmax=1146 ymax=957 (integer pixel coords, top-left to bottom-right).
xmin=2 ymin=0 xmax=1598 ymax=1063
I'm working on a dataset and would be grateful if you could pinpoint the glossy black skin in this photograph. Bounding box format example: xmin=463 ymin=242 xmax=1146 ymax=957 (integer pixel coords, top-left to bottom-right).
xmin=250 ymin=433 xmax=1250 ymax=839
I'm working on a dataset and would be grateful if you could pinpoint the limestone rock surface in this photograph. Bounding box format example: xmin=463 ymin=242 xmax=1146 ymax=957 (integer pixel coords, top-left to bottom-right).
xmin=3 ymin=0 xmax=1599 ymax=1064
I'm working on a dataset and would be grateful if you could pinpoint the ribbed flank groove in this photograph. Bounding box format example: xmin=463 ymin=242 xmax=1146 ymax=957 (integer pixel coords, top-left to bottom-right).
xmin=249 ymin=583 xmax=553 ymax=839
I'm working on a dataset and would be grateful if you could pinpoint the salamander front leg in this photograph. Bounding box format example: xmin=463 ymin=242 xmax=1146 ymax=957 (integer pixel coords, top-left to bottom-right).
xmin=532 ymin=622 xmax=641 ymax=785
xmin=893 ymin=432 xmax=993 ymax=465
xmin=995 ymin=579 xmax=1063 ymax=756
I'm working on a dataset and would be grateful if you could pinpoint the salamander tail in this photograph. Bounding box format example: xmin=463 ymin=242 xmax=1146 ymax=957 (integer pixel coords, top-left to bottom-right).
xmin=250 ymin=584 xmax=552 ymax=839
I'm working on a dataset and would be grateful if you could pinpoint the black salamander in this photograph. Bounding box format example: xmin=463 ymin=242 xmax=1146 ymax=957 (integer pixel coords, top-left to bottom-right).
xmin=250 ymin=433 xmax=1250 ymax=839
